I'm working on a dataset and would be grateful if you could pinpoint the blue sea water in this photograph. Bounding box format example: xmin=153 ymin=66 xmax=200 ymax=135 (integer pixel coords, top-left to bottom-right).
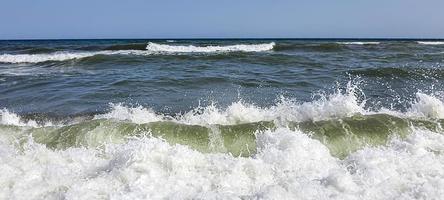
xmin=0 ymin=39 xmax=444 ymax=199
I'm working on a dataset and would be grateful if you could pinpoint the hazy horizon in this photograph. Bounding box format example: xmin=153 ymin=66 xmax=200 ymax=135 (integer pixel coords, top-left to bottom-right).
xmin=1 ymin=37 xmax=444 ymax=41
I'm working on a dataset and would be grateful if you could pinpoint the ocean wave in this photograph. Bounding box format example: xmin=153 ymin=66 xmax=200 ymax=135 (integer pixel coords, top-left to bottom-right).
xmin=1 ymin=83 xmax=444 ymax=198
xmin=145 ymin=42 xmax=275 ymax=53
xmin=417 ymin=41 xmax=444 ymax=45
xmin=95 ymin=89 xmax=444 ymax=126
xmin=337 ymin=42 xmax=380 ymax=45
xmin=3 ymin=83 xmax=443 ymax=129
xmin=94 ymin=83 xmax=364 ymax=126
xmin=2 ymin=110 xmax=442 ymax=157
xmin=0 ymin=52 xmax=101 ymax=64
xmin=0 ymin=42 xmax=275 ymax=63
xmin=0 ymin=50 xmax=152 ymax=64
xmin=0 ymin=125 xmax=442 ymax=199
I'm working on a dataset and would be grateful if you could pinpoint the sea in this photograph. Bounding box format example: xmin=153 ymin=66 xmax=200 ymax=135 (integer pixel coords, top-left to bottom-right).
xmin=0 ymin=39 xmax=443 ymax=199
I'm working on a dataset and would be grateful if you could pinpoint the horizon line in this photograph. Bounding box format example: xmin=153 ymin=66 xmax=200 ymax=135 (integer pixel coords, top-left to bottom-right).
xmin=1 ymin=37 xmax=444 ymax=41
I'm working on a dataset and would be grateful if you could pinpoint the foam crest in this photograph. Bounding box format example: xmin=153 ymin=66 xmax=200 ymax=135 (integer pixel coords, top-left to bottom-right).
xmin=0 ymin=109 xmax=39 ymax=127
xmin=337 ymin=42 xmax=380 ymax=45
xmin=177 ymin=102 xmax=274 ymax=125
xmin=408 ymin=93 xmax=444 ymax=119
xmin=94 ymin=103 xmax=164 ymax=123
xmin=145 ymin=42 xmax=275 ymax=53
xmin=0 ymin=42 xmax=274 ymax=63
xmin=93 ymin=84 xmax=365 ymax=126
xmin=1 ymin=127 xmax=443 ymax=199
xmin=0 ymin=52 xmax=100 ymax=63
xmin=417 ymin=41 xmax=444 ymax=45
xmin=0 ymin=50 xmax=158 ymax=64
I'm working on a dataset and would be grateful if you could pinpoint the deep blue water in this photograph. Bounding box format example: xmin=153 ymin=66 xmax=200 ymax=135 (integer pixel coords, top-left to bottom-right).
xmin=0 ymin=39 xmax=443 ymax=118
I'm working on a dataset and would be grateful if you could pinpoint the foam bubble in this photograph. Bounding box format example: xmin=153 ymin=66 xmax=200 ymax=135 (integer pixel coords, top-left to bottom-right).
xmin=145 ymin=42 xmax=275 ymax=53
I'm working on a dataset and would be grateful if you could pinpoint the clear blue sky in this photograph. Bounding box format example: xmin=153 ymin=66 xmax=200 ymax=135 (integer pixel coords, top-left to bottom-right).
xmin=1 ymin=0 xmax=443 ymax=39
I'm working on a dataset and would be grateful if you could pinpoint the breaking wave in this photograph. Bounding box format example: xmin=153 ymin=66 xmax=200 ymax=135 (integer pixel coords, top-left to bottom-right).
xmin=1 ymin=83 xmax=444 ymax=199
xmin=0 ymin=51 xmax=103 ymax=64
xmin=337 ymin=42 xmax=380 ymax=45
xmin=0 ymin=50 xmax=154 ymax=64
xmin=0 ymin=121 xmax=443 ymax=199
xmin=0 ymin=42 xmax=275 ymax=63
xmin=3 ymin=83 xmax=443 ymax=128
xmin=145 ymin=42 xmax=275 ymax=53
xmin=417 ymin=41 xmax=444 ymax=45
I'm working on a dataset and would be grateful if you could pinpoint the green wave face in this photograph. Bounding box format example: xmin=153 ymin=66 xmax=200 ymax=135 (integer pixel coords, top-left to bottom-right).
xmin=294 ymin=114 xmax=443 ymax=158
xmin=1 ymin=114 xmax=443 ymax=158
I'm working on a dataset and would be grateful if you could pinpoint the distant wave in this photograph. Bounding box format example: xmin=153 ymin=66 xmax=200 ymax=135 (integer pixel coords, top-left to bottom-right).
xmin=145 ymin=42 xmax=275 ymax=53
xmin=337 ymin=42 xmax=380 ymax=45
xmin=0 ymin=50 xmax=151 ymax=64
xmin=0 ymin=52 xmax=101 ymax=64
xmin=417 ymin=41 xmax=444 ymax=45
xmin=0 ymin=42 xmax=275 ymax=63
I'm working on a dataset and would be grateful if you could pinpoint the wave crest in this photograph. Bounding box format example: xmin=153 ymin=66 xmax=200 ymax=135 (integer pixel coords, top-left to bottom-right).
xmin=337 ymin=42 xmax=380 ymax=45
xmin=0 ymin=42 xmax=275 ymax=63
xmin=417 ymin=41 xmax=444 ymax=45
xmin=145 ymin=42 xmax=275 ymax=53
xmin=0 ymin=52 xmax=101 ymax=64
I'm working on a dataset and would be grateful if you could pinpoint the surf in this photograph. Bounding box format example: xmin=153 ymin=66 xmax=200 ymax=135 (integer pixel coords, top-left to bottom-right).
xmin=145 ymin=42 xmax=276 ymax=53
xmin=0 ymin=42 xmax=276 ymax=63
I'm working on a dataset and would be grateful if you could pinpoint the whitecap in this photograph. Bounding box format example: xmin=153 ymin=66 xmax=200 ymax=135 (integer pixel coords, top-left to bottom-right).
xmin=337 ymin=42 xmax=380 ymax=45
xmin=417 ymin=41 xmax=444 ymax=45
xmin=145 ymin=42 xmax=275 ymax=53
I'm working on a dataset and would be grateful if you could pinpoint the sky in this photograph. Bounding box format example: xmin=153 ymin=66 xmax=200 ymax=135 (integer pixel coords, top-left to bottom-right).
xmin=1 ymin=0 xmax=444 ymax=39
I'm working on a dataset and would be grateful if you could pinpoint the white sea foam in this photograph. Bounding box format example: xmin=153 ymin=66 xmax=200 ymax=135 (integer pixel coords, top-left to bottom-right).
xmin=337 ymin=42 xmax=380 ymax=45
xmin=145 ymin=42 xmax=276 ymax=53
xmin=0 ymin=52 xmax=100 ymax=64
xmin=2 ymin=84 xmax=364 ymax=127
xmin=94 ymin=103 xmax=164 ymax=123
xmin=3 ymin=90 xmax=443 ymax=129
xmin=417 ymin=41 xmax=444 ymax=45
xmin=93 ymin=85 xmax=364 ymax=126
xmin=93 ymin=88 xmax=444 ymax=126
xmin=0 ymin=50 xmax=157 ymax=64
xmin=0 ymin=42 xmax=275 ymax=64
xmin=408 ymin=93 xmax=444 ymax=119
xmin=177 ymin=87 xmax=364 ymax=125
xmin=0 ymin=127 xmax=443 ymax=199
xmin=0 ymin=109 xmax=39 ymax=127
